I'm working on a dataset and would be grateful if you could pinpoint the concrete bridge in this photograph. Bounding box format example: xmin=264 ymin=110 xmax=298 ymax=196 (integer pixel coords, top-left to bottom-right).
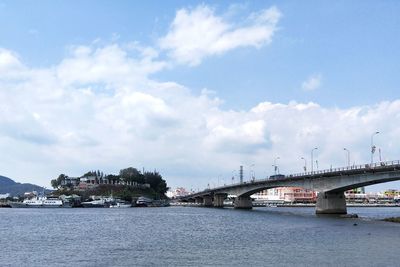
xmin=178 ymin=160 xmax=400 ymax=214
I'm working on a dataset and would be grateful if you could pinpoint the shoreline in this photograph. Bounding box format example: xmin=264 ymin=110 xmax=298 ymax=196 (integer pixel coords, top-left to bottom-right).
xmin=171 ymin=202 xmax=400 ymax=208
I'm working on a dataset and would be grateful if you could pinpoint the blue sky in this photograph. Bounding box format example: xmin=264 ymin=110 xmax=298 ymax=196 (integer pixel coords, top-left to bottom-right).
xmin=2 ymin=1 xmax=399 ymax=109
xmin=0 ymin=1 xmax=400 ymax=191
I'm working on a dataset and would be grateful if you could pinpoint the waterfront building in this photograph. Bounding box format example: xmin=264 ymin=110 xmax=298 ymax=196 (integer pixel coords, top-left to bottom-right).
xmin=344 ymin=191 xmax=399 ymax=204
xmin=383 ymin=189 xmax=400 ymax=197
xmin=167 ymin=187 xmax=190 ymax=198
xmin=253 ymin=187 xmax=316 ymax=203
xmin=345 ymin=192 xmax=368 ymax=203
xmin=346 ymin=187 xmax=365 ymax=194
xmin=58 ymin=174 xmax=150 ymax=191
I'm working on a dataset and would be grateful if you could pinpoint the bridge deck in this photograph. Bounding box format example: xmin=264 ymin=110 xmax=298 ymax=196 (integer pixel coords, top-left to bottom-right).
xmin=181 ymin=160 xmax=400 ymax=199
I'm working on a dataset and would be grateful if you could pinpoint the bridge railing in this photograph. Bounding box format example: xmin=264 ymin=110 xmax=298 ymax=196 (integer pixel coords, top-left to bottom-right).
xmin=187 ymin=160 xmax=400 ymax=194
xmin=290 ymin=160 xmax=400 ymax=178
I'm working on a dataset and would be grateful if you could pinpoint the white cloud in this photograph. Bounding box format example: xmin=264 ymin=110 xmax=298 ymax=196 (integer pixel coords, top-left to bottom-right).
xmin=302 ymin=74 xmax=322 ymax=91
xmin=159 ymin=5 xmax=281 ymax=66
xmin=0 ymin=6 xmax=399 ymax=192
xmin=1 ymin=43 xmax=400 ymax=191
xmin=57 ymin=44 xmax=166 ymax=86
xmin=0 ymin=49 xmax=25 ymax=77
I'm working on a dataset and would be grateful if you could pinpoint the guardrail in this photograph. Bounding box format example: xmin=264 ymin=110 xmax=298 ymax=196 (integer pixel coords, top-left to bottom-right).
xmin=180 ymin=160 xmax=400 ymax=197
xmin=290 ymin=160 xmax=400 ymax=177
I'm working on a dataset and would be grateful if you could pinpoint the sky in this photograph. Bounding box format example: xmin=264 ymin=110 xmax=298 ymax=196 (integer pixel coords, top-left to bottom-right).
xmin=0 ymin=1 xmax=400 ymax=192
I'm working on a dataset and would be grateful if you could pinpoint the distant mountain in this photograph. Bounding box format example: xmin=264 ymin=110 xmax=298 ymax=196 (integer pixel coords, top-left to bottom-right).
xmin=0 ymin=175 xmax=51 ymax=196
xmin=0 ymin=176 xmax=15 ymax=187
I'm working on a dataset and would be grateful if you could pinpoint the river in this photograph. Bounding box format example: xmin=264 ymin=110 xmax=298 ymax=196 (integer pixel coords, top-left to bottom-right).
xmin=1 ymin=206 xmax=399 ymax=266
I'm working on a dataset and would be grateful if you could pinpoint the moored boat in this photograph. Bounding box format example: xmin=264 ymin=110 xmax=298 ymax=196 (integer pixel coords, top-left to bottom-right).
xmin=135 ymin=196 xmax=153 ymax=207
xmin=9 ymin=195 xmax=63 ymax=208
xmin=81 ymin=197 xmax=114 ymax=208
xmin=109 ymin=202 xmax=131 ymax=208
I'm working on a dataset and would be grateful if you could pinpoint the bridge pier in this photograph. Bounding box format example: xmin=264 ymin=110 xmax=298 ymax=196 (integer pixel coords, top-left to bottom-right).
xmin=234 ymin=196 xmax=252 ymax=209
xmin=195 ymin=197 xmax=203 ymax=205
xmin=203 ymin=195 xmax=213 ymax=207
xmin=316 ymin=192 xmax=347 ymax=214
xmin=213 ymin=194 xmax=226 ymax=208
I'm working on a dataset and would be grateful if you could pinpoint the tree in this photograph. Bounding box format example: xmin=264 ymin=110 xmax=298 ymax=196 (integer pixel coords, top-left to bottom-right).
xmin=82 ymin=171 xmax=96 ymax=177
xmin=144 ymin=171 xmax=168 ymax=195
xmin=120 ymin=167 xmax=144 ymax=184
xmin=51 ymin=174 xmax=67 ymax=189
xmin=50 ymin=179 xmax=58 ymax=189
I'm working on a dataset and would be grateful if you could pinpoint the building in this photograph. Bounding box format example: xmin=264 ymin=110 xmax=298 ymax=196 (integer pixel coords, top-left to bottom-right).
xmin=167 ymin=187 xmax=190 ymax=198
xmin=253 ymin=187 xmax=317 ymax=203
xmin=346 ymin=187 xmax=365 ymax=194
xmin=61 ymin=177 xmax=80 ymax=187
xmin=58 ymin=175 xmax=151 ymax=191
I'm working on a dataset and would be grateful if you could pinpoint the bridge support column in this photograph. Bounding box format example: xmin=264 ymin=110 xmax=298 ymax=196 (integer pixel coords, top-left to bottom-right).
xmin=316 ymin=192 xmax=347 ymax=214
xmin=195 ymin=197 xmax=203 ymax=205
xmin=213 ymin=194 xmax=226 ymax=208
xmin=234 ymin=196 xmax=252 ymax=209
xmin=203 ymin=196 xmax=213 ymax=207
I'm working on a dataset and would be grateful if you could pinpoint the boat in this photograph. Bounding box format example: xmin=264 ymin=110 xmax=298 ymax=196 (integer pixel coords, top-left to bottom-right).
xmin=81 ymin=197 xmax=114 ymax=208
xmin=134 ymin=197 xmax=169 ymax=207
xmin=9 ymin=195 xmax=63 ymax=208
xmin=109 ymin=202 xmax=131 ymax=208
xmin=135 ymin=196 xmax=153 ymax=207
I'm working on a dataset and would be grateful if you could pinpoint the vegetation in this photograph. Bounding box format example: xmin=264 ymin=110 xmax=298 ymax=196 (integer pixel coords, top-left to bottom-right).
xmin=50 ymin=174 xmax=67 ymax=189
xmin=120 ymin=167 xmax=145 ymax=184
xmin=50 ymin=167 xmax=169 ymax=200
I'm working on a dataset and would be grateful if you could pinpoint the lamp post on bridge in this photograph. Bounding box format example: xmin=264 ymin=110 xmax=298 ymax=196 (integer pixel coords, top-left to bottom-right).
xmin=311 ymin=147 xmax=318 ymax=173
xmin=231 ymin=170 xmax=236 ymax=184
xmin=301 ymin=157 xmax=307 ymax=172
xmin=273 ymin=157 xmax=280 ymax=175
xmin=343 ymin=148 xmax=350 ymax=167
xmin=371 ymin=131 xmax=380 ymax=165
xmin=248 ymin=164 xmax=255 ymax=181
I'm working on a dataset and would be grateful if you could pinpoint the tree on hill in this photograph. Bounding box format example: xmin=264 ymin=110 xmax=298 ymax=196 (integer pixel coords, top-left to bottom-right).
xmin=120 ymin=167 xmax=144 ymax=184
xmin=144 ymin=171 xmax=168 ymax=195
xmin=82 ymin=171 xmax=100 ymax=177
xmin=51 ymin=174 xmax=67 ymax=189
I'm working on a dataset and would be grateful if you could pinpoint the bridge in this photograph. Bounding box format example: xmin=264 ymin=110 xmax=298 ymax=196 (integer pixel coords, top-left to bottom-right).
xmin=178 ymin=160 xmax=400 ymax=214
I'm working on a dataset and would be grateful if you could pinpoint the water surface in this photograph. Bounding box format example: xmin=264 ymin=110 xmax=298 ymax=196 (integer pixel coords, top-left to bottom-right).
xmin=1 ymin=207 xmax=399 ymax=266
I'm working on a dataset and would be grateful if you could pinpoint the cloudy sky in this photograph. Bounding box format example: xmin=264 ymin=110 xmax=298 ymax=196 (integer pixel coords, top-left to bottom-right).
xmin=1 ymin=1 xmax=399 ymax=192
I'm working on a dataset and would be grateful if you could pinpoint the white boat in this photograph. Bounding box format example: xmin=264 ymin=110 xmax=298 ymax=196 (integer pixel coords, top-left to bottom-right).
xmin=109 ymin=202 xmax=131 ymax=208
xmin=10 ymin=196 xmax=63 ymax=208
xmin=81 ymin=197 xmax=114 ymax=208
xmin=135 ymin=196 xmax=153 ymax=207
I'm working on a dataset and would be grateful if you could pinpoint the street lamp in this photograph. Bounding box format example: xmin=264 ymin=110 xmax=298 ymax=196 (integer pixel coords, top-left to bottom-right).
xmin=301 ymin=157 xmax=307 ymax=172
xmin=273 ymin=157 xmax=280 ymax=175
xmin=248 ymin=164 xmax=255 ymax=181
xmin=311 ymin=147 xmax=318 ymax=173
xmin=371 ymin=131 xmax=380 ymax=164
xmin=343 ymin=148 xmax=350 ymax=167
